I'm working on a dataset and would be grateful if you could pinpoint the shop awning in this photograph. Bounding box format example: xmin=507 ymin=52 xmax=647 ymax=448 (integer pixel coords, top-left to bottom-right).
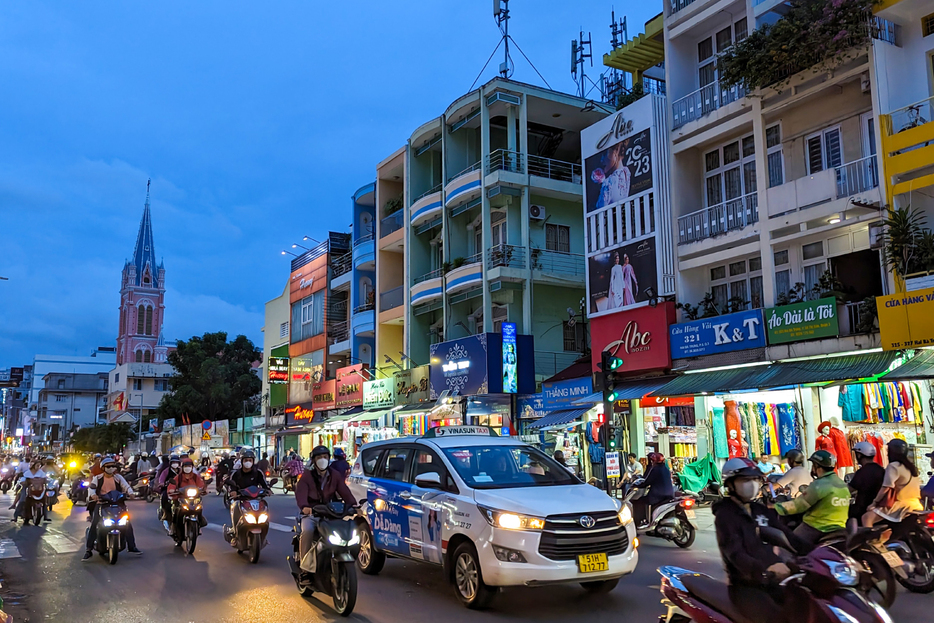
xmin=648 ymin=366 xmax=772 ymax=397
xmin=336 ymin=406 xmax=364 ymax=417
xmin=879 ymin=350 xmax=934 ymax=381
xmin=393 ymin=404 xmax=432 ymax=416
xmin=347 ymin=409 xmax=392 ymax=423
xmin=575 ymin=376 xmax=677 ymax=404
xmin=762 ymin=352 xmax=899 ymax=387
xmin=528 ymin=407 xmax=591 ymax=430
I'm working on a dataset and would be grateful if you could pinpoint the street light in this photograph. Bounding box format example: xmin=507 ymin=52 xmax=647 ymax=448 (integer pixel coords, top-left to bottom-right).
xmin=302 ymin=235 xmax=320 ymax=244
xmin=291 ymin=243 xmax=310 ymax=251
xmin=281 ymin=250 xmax=299 ymax=257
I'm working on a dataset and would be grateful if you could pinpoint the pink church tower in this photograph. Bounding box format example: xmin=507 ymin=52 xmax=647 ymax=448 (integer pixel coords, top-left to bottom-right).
xmin=116 ymin=180 xmax=166 ymax=365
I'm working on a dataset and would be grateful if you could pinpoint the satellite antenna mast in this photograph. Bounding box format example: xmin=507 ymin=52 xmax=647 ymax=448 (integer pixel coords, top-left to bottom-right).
xmin=570 ymin=28 xmax=592 ymax=99
xmin=494 ymin=0 xmax=512 ymax=78
xmin=610 ymin=9 xmax=627 ymax=50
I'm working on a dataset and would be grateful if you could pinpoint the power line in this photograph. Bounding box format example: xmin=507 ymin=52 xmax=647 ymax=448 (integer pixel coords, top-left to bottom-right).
xmin=508 ymin=36 xmax=552 ymax=90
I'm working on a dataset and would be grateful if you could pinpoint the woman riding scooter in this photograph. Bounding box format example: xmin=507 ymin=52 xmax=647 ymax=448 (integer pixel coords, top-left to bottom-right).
xmin=631 ymin=452 xmax=674 ymax=528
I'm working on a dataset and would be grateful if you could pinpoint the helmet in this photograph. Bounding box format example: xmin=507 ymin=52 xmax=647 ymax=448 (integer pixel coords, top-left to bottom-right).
xmin=94 ymin=453 xmax=102 ymax=459
xmin=333 ymin=448 xmax=346 ymax=460
xmin=887 ymin=438 xmax=909 ymax=455
xmin=853 ymin=441 xmax=876 ymax=458
xmin=722 ymin=457 xmax=762 ymax=482
xmin=240 ymin=450 xmax=256 ymax=460
xmin=169 ymin=454 xmax=181 ymax=462
xmin=180 ymin=457 xmax=194 ymax=467
xmin=784 ymin=449 xmax=805 ymax=467
xmin=646 ymin=452 xmax=665 ymax=465
xmin=809 ymin=450 xmax=836 ymax=469
xmin=100 ymin=457 xmax=117 ymax=469
xmin=311 ymin=445 xmax=331 ymax=460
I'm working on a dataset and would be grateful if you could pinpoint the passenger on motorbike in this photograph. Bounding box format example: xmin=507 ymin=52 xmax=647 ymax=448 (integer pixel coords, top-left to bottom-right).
xmin=282 ymin=453 xmax=304 ymax=489
xmin=774 ymin=450 xmax=849 ymax=545
xmin=166 ymin=457 xmax=208 ymax=532
xmin=136 ymin=454 xmax=152 ymax=478
xmin=12 ymin=459 xmax=46 ymax=522
xmin=848 ymin=441 xmax=884 ymax=524
xmin=215 ymin=452 xmax=234 ymax=495
xmin=225 ymin=450 xmax=270 ymax=541
xmin=921 ymin=450 xmax=934 ymax=504
xmin=632 ymin=452 xmax=674 ymax=528
xmin=713 ymin=457 xmax=811 ymax=623
xmin=83 ymin=457 xmax=141 ymax=560
xmin=773 ymin=449 xmax=811 ymax=497
xmin=863 ymin=438 xmax=923 ymax=527
xmin=88 ymin=454 xmax=104 ymax=477
xmin=331 ymin=448 xmax=351 ymax=480
xmin=295 ymin=446 xmax=358 ymax=573
xmin=157 ymin=455 xmax=182 ymax=531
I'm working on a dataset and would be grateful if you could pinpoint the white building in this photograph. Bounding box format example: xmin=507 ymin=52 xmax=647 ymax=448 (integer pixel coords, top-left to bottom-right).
xmin=29 ymin=348 xmax=116 ymax=440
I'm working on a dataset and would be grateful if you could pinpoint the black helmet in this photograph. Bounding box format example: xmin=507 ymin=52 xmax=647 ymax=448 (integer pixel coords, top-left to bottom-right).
xmin=809 ymin=450 xmax=836 ymax=469
xmin=887 ymin=438 xmax=909 ymax=456
xmin=311 ymin=445 xmax=330 ymax=460
xmin=784 ymin=449 xmax=805 ymax=467
xmin=721 ymin=457 xmax=761 ymax=483
xmin=240 ymin=450 xmax=255 ymax=460
xmin=169 ymin=454 xmax=181 ymax=462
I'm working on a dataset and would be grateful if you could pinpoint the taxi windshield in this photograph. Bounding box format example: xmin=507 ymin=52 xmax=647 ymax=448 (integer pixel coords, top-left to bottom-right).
xmin=441 ymin=445 xmax=578 ymax=489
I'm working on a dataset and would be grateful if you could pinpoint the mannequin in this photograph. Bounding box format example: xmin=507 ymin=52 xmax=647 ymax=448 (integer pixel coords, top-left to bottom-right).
xmin=740 ymin=429 xmax=750 ymax=459
xmin=816 ymin=422 xmax=836 ymax=457
xmin=827 ymin=417 xmax=853 ymax=474
xmin=727 ymin=429 xmax=743 ymax=459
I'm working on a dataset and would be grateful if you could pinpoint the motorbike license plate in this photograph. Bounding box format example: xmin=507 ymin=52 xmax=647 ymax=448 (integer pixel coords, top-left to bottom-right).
xmin=882 ymin=551 xmax=904 ymax=567
xmin=577 ymin=553 xmax=608 ymax=573
xmin=684 ymin=509 xmax=696 ymax=519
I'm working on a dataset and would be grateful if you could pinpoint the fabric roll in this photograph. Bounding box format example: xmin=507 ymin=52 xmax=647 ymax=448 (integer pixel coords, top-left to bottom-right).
xmin=712 ymin=408 xmax=728 ymax=459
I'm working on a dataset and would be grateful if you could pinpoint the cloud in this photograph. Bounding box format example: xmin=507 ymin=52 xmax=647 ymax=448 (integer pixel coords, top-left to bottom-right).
xmin=163 ymin=287 xmax=263 ymax=348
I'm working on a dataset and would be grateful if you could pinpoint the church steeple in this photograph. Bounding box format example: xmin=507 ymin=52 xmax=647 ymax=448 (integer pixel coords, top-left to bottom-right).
xmin=130 ymin=179 xmax=159 ymax=288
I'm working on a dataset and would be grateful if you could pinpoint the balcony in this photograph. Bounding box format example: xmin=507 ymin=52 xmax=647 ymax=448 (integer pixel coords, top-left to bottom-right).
xmin=413 ymin=183 xmax=442 ymax=204
xmin=380 ymin=211 xmax=404 ymax=238
xmin=445 ymin=162 xmax=482 ymax=207
xmin=445 ymin=253 xmax=483 ymax=294
xmin=330 ymin=253 xmax=352 ymax=278
xmin=380 ymin=285 xmax=404 ymax=311
xmin=410 ymin=187 xmax=443 ymax=228
xmin=328 ymin=321 xmax=349 ymax=346
xmin=485 ymin=149 xmax=524 ymax=175
xmin=669 ymin=0 xmax=698 ymax=13
xmin=677 ymin=192 xmax=759 ymax=245
xmin=533 ymin=250 xmax=585 ymax=278
xmin=411 ymin=269 xmax=443 ymax=306
xmin=766 ymin=157 xmax=880 ymax=219
xmin=413 ymin=267 xmax=443 ymax=285
xmin=672 ymin=80 xmax=747 ymax=130
xmin=351 ymin=300 xmax=375 ymax=337
xmin=880 ymin=95 xmax=934 ymax=197
xmin=835 ymin=156 xmax=879 ymax=199
xmin=528 ymin=155 xmax=582 ymax=184
xmin=352 ymin=232 xmax=375 ymax=270
xmin=488 ymin=244 xmax=526 ymax=270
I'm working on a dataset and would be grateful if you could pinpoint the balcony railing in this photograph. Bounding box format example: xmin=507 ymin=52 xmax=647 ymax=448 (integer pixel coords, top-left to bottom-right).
xmin=354 ymin=232 xmax=374 ymax=247
xmin=485 ymin=149 xmax=524 ymax=175
xmin=353 ymin=302 xmax=375 ymax=315
xmin=328 ymin=321 xmax=349 ymax=344
xmin=835 ymin=156 xmax=879 ymax=199
xmin=888 ymin=95 xmax=933 ymax=138
xmin=413 ymin=268 xmax=444 ymax=285
xmin=677 ymin=192 xmax=759 ymax=245
xmin=447 ymin=161 xmax=482 ymax=182
xmin=672 ymin=80 xmax=747 ymax=129
xmin=533 ymin=250 xmax=585 ymax=277
xmin=330 ymin=253 xmax=352 ymax=278
xmin=670 ymin=0 xmax=697 ymax=14
xmin=413 ymin=183 xmax=442 ymax=203
xmin=380 ymin=286 xmax=404 ymax=311
xmin=380 ymin=211 xmax=404 ymax=238
xmin=534 ymin=351 xmax=583 ymax=378
xmin=528 ymin=155 xmax=582 ymax=184
xmin=488 ymin=244 xmax=526 ymax=270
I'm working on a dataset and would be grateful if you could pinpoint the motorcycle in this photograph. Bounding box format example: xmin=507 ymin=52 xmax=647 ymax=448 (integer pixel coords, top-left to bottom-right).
xmin=280 ymin=468 xmax=299 ymax=493
xmin=658 ymin=526 xmax=892 ymax=623
xmin=89 ymin=490 xmax=131 ymax=565
xmin=0 ymin=468 xmax=14 ymax=494
xmin=168 ymin=486 xmax=204 ymax=555
xmin=22 ymin=477 xmax=47 ymax=526
xmin=818 ymin=522 xmax=900 ymax=608
xmin=879 ymin=510 xmax=934 ymax=594
xmin=223 ymin=483 xmax=274 ymax=563
xmin=43 ymin=477 xmax=60 ymax=520
xmin=287 ymin=501 xmax=360 ymax=616
xmin=624 ymin=479 xmax=697 ymax=548
xmin=68 ymin=474 xmax=90 ymax=505
xmin=130 ymin=470 xmax=154 ymax=502
xmin=199 ymin=466 xmax=214 ymax=487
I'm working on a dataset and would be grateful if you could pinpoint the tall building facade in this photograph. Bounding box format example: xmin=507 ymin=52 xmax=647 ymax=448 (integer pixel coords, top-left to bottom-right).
xmin=117 ymin=184 xmax=168 ymax=366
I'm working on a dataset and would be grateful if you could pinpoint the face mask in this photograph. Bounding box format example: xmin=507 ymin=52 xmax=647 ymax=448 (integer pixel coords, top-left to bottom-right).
xmin=242 ymin=461 xmax=253 ymax=470
xmin=104 ymin=467 xmax=117 ymax=474
xmin=733 ymin=480 xmax=760 ymax=502
xmin=183 ymin=466 xmax=193 ymax=474
xmin=316 ymin=458 xmax=329 ymax=471
xmin=171 ymin=464 xmax=180 ymax=471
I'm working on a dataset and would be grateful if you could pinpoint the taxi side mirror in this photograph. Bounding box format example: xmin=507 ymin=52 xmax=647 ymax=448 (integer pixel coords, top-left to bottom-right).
xmin=415 ymin=472 xmax=442 ymax=489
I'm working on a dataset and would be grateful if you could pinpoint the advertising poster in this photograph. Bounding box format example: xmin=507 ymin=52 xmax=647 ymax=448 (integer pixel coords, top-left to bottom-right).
xmin=517 ymin=394 xmax=545 ymax=420
xmin=148 ymin=419 xmax=159 ymax=434
xmin=162 ymin=418 xmax=176 ymax=430
xmin=336 ymin=364 xmax=366 ymax=409
xmin=606 ymin=452 xmax=621 ymax=478
xmin=289 ymin=356 xmax=322 ymax=405
xmin=588 ymin=236 xmax=657 ymax=314
xmin=285 ymin=403 xmax=314 ymax=426
xmin=589 ymin=301 xmax=676 ymax=374
xmin=268 ymin=357 xmax=289 ymax=384
xmin=363 ymin=378 xmax=395 ymax=410
xmin=394 ymin=365 xmax=431 ymax=405
xmin=585 ymin=127 xmax=653 ymax=213
xmin=877 ymin=287 xmax=934 ymax=350
xmin=501 ymin=322 xmax=518 ymax=393
xmin=542 ymin=377 xmax=593 ymax=410
xmin=214 ymin=419 xmax=230 ymax=445
xmin=670 ymin=309 xmax=766 ymax=359
xmin=765 ymin=298 xmax=838 ymax=345
xmin=429 ymin=334 xmax=489 ymax=398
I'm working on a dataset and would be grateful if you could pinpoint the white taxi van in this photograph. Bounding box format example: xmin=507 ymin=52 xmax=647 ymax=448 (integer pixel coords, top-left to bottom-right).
xmin=348 ymin=426 xmax=638 ymax=609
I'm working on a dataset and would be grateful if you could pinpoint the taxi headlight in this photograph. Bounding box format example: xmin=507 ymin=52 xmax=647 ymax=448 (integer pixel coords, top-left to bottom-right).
xmin=618 ymin=504 xmax=633 ymax=526
xmin=827 ymin=558 xmax=860 ymax=587
xmin=479 ymin=506 xmax=545 ymax=531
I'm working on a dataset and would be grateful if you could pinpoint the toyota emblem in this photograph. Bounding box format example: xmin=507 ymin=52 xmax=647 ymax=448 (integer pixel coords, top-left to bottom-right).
xmin=579 ymin=515 xmax=596 ymax=529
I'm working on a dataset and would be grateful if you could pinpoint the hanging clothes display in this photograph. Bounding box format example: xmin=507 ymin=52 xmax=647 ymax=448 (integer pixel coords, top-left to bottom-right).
xmin=777 ymin=403 xmax=800 ymax=456
xmin=668 ymin=406 xmax=696 ymax=426
xmin=855 ymin=381 xmax=924 ymax=424
xmin=711 ymin=408 xmax=728 ymax=459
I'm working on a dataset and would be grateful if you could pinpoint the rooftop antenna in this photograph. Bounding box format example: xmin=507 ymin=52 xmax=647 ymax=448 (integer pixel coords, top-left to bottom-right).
xmin=571 ymin=28 xmax=592 ymax=99
xmin=494 ymin=0 xmax=512 ymax=78
xmin=609 ymin=9 xmax=627 ymax=50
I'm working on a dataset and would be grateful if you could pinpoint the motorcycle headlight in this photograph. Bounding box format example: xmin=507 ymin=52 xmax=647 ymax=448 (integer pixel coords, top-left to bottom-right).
xmin=244 ymin=514 xmax=257 ymax=524
xmin=479 ymin=506 xmax=545 ymax=531
xmin=618 ymin=504 xmax=633 ymax=526
xmin=329 ymin=532 xmax=347 ymax=546
xmin=103 ymin=518 xmax=115 ymax=527
xmin=827 ymin=558 xmax=860 ymax=587
xmin=257 ymin=513 xmax=268 ymax=523
xmin=1 ymin=469 xmax=8 ymax=474
xmin=69 ymin=461 xmax=77 ymax=468
xmin=186 ymin=488 xmax=198 ymax=498
xmin=348 ymin=530 xmax=360 ymax=546
xmin=118 ymin=515 xmax=129 ymax=526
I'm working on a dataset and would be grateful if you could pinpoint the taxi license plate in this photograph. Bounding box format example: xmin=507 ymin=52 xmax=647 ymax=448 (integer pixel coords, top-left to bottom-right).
xmin=882 ymin=551 xmax=904 ymax=568
xmin=577 ymin=553 xmax=608 ymax=573
xmin=685 ymin=509 xmax=696 ymax=519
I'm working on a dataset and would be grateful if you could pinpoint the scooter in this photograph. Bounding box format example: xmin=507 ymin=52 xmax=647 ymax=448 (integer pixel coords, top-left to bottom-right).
xmin=223 ymin=481 xmax=276 ymax=564
xmin=130 ymin=470 xmax=154 ymax=502
xmin=879 ymin=509 xmax=934 ymax=594
xmin=68 ymin=474 xmax=90 ymax=505
xmin=89 ymin=490 xmax=131 ymax=565
xmin=22 ymin=477 xmax=47 ymax=526
xmin=43 ymin=477 xmax=60 ymax=521
xmin=167 ymin=486 xmax=205 ymax=555
xmin=0 ymin=468 xmax=14 ymax=494
xmin=818 ymin=522 xmax=900 ymax=608
xmin=287 ymin=501 xmax=361 ymax=616
xmin=658 ymin=525 xmax=892 ymax=623
xmin=625 ymin=480 xmax=697 ymax=548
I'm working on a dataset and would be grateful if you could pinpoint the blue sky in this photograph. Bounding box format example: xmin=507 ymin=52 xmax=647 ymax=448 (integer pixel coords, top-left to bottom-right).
xmin=0 ymin=1 xmax=659 ymax=368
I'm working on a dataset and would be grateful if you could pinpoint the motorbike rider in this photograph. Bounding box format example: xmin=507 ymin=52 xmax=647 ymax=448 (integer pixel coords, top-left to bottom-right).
xmin=256 ymin=452 xmax=270 ymax=476
xmin=863 ymin=438 xmax=923 ymax=527
xmin=224 ymin=450 xmax=270 ymax=545
xmin=848 ymin=441 xmax=885 ymax=523
xmin=773 ymin=450 xmax=849 ymax=545
xmin=632 ymin=452 xmax=674 ymax=528
xmin=330 ymin=448 xmax=351 ymax=480
xmin=136 ymin=453 xmax=153 ymax=478
xmin=295 ymin=446 xmax=358 ymax=573
xmin=157 ymin=455 xmax=182 ymax=531
xmin=713 ymin=457 xmax=810 ymax=623
xmin=83 ymin=457 xmax=141 ymax=560
xmin=283 ymin=453 xmax=304 ymax=489
xmin=154 ymin=454 xmax=172 ymax=482
xmin=89 ymin=454 xmax=104 ymax=477
xmin=773 ymin=449 xmax=811 ymax=497
xmin=215 ymin=452 xmax=234 ymax=495
xmin=166 ymin=457 xmax=208 ymax=532
xmin=12 ymin=458 xmax=47 ymax=523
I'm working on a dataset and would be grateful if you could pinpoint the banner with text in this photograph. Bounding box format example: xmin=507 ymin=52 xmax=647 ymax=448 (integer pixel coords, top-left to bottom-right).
xmin=670 ymin=309 xmax=765 ymax=359
xmin=877 ymin=287 xmax=934 ymax=350
xmin=765 ymin=297 xmax=838 ymax=345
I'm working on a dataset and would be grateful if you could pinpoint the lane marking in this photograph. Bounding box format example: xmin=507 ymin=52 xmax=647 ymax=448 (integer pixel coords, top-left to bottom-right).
xmin=0 ymin=539 xmax=22 ymax=559
xmin=44 ymin=532 xmax=83 ymax=554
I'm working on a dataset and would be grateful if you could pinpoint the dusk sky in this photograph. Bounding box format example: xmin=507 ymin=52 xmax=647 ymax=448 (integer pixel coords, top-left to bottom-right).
xmin=0 ymin=1 xmax=657 ymax=369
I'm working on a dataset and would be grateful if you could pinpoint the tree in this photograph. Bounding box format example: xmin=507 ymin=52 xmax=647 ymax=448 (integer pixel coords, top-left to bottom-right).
xmin=72 ymin=423 xmax=133 ymax=453
xmin=156 ymin=332 xmax=262 ymax=424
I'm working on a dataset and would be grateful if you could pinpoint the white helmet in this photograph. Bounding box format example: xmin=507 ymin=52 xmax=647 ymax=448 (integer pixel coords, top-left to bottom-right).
xmin=853 ymin=441 xmax=876 ymax=458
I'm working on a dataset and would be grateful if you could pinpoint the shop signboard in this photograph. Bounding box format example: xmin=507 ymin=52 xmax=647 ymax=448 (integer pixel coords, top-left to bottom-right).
xmin=289 ymin=355 xmax=323 ymax=405
xmin=590 ymin=302 xmax=676 ymax=374
xmin=9 ymin=367 xmax=23 ymax=384
xmin=335 ymin=364 xmax=366 ymax=408
xmin=606 ymin=451 xmax=621 ymax=478
xmin=312 ymin=379 xmax=336 ymax=412
xmin=542 ymin=377 xmax=593 ymax=411
xmin=517 ymin=394 xmax=545 ymax=420
xmin=162 ymin=418 xmax=176 ymax=430
xmin=501 ymin=322 xmax=518 ymax=393
xmin=670 ymin=309 xmax=765 ymax=359
xmin=877 ymin=286 xmax=934 ymax=349
xmin=268 ymin=357 xmax=289 ymax=384
xmin=765 ymin=297 xmax=838 ymax=345
xmin=148 ymin=419 xmax=160 ymax=434
xmin=285 ymin=403 xmax=315 ymax=426
xmin=363 ymin=377 xmax=395 ymax=409
xmin=394 ymin=365 xmax=431 ymax=405
xmin=584 ymin=110 xmax=654 ymax=215
xmin=429 ymin=333 xmax=535 ymax=398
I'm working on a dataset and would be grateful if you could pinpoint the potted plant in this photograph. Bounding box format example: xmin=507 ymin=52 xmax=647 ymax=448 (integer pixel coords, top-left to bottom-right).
xmin=383 ymin=197 xmax=403 ymax=217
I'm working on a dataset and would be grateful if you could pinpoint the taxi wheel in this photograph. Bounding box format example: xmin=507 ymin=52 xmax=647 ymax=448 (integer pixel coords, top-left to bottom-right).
xmin=356 ymin=523 xmax=385 ymax=575
xmin=453 ymin=543 xmax=495 ymax=609
xmin=580 ymin=578 xmax=619 ymax=593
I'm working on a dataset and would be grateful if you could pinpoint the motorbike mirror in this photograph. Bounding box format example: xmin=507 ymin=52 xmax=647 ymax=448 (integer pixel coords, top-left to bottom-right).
xmin=358 ymin=498 xmax=367 ymax=506
xmin=268 ymin=477 xmax=278 ymax=486
xmin=759 ymin=526 xmax=795 ymax=553
xmin=414 ymin=472 xmax=442 ymax=489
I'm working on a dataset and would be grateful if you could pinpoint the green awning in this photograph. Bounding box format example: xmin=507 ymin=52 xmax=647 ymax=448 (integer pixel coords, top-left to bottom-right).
xmin=648 ymin=366 xmax=771 ymax=397
xmin=880 ymin=350 xmax=934 ymax=381
xmin=762 ymin=352 xmax=899 ymax=387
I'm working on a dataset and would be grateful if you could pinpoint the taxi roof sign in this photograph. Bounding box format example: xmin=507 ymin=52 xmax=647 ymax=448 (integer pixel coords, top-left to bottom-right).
xmin=422 ymin=425 xmax=498 ymax=438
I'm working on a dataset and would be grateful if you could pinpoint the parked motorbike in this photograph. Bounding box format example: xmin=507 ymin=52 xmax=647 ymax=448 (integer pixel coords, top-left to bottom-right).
xmin=0 ymin=468 xmax=14 ymax=494
xmin=624 ymin=479 xmax=697 ymax=548
xmin=287 ymin=501 xmax=360 ymax=616
xmin=21 ymin=477 xmax=47 ymax=526
xmin=658 ymin=526 xmax=892 ymax=623
xmin=89 ymin=490 xmax=131 ymax=565
xmin=167 ymin=486 xmax=204 ymax=555
xmin=223 ymin=483 xmax=274 ymax=563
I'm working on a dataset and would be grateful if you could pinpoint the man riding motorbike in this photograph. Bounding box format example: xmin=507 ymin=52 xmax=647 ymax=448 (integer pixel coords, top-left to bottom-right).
xmin=295 ymin=446 xmax=357 ymax=573
xmin=773 ymin=450 xmax=849 ymax=545
xmin=848 ymin=441 xmax=885 ymax=523
xmin=156 ymin=455 xmax=182 ymax=532
xmin=631 ymin=452 xmax=674 ymax=527
xmin=330 ymin=448 xmax=351 ymax=480
xmin=773 ymin=449 xmax=811 ymax=497
xmin=166 ymin=457 xmax=208 ymax=532
xmin=83 ymin=457 xmax=141 ymax=560
xmin=713 ymin=457 xmax=811 ymax=623
xmin=224 ymin=450 xmax=270 ymax=545
xmin=12 ymin=458 xmax=46 ymax=523
xmin=215 ymin=452 xmax=234 ymax=495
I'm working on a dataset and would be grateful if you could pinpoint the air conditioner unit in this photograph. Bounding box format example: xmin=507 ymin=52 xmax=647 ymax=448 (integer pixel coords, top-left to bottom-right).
xmin=529 ymin=204 xmax=546 ymax=220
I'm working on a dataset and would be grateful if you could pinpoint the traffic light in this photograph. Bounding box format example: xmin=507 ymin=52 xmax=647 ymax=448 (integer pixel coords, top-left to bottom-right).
xmin=609 ymin=437 xmax=617 ymax=449
xmin=599 ymin=350 xmax=624 ymax=402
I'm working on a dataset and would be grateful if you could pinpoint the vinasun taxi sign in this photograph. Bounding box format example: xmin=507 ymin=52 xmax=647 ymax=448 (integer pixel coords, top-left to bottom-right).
xmin=876 ymin=286 xmax=934 ymax=350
